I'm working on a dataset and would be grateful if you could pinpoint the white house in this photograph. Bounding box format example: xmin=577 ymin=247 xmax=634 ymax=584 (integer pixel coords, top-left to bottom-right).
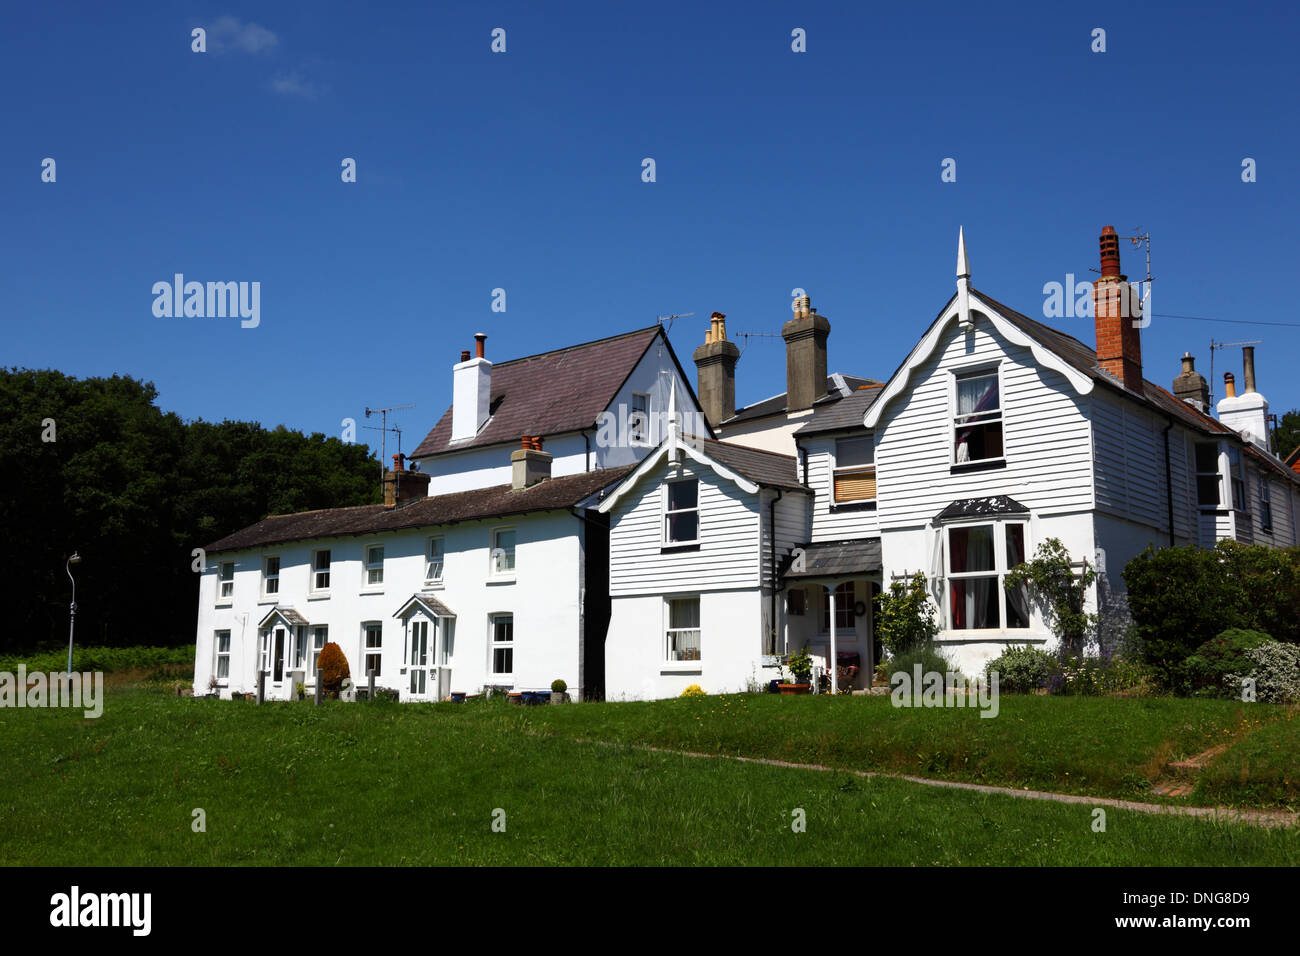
xmin=192 ymin=325 xmax=710 ymax=701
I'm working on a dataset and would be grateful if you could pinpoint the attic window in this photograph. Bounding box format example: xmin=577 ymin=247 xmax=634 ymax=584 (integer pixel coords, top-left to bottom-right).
xmin=953 ymin=369 xmax=1003 ymax=464
xmin=664 ymin=479 xmax=699 ymax=545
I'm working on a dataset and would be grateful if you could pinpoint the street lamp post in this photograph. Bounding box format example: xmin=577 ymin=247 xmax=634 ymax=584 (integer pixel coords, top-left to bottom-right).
xmin=65 ymin=552 xmax=81 ymax=675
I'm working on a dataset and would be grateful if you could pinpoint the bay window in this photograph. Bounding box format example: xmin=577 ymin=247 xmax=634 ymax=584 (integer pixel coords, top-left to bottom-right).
xmin=946 ymin=522 xmax=1029 ymax=630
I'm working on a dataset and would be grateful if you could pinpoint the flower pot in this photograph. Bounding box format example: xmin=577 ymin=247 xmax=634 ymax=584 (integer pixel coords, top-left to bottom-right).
xmin=777 ymin=682 xmax=811 ymax=695
xmin=551 ymin=691 xmax=566 ymax=704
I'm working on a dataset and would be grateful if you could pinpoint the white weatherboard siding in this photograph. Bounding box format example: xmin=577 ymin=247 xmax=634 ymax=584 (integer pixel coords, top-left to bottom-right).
xmin=609 ymin=459 xmax=762 ymax=595
xmin=605 ymin=590 xmax=763 ymax=700
xmin=193 ymin=511 xmax=586 ymax=700
xmin=875 ymin=320 xmax=1095 ymax=531
xmin=802 ymin=435 xmax=880 ymax=542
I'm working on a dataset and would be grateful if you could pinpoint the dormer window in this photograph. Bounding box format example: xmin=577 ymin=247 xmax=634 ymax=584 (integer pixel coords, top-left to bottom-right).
xmin=953 ymin=368 xmax=1003 ymax=464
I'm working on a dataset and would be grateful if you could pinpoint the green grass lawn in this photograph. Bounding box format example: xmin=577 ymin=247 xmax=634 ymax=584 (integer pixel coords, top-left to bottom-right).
xmin=0 ymin=688 xmax=1297 ymax=865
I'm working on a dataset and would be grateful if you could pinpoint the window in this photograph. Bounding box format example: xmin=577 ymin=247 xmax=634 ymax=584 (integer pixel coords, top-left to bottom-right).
xmin=491 ymin=528 xmax=515 ymax=576
xmin=953 ymin=369 xmax=1003 ymax=463
xmin=311 ymin=549 xmax=331 ymax=592
xmin=1226 ymin=447 xmax=1247 ymax=511
xmin=1195 ymin=443 xmax=1221 ymax=507
xmin=262 ymin=555 xmax=280 ymax=598
xmin=309 ymin=625 xmax=328 ymax=674
xmin=364 ymin=545 xmax=384 ymax=587
xmin=664 ymin=479 xmax=699 ymax=544
xmin=362 ymin=622 xmax=383 ymax=677
xmin=833 ymin=437 xmax=876 ymax=502
xmin=1260 ymin=476 xmax=1274 ymax=531
xmin=490 ymin=614 xmax=514 ymax=675
xmin=425 ymin=536 xmax=444 ymax=584
xmin=787 ymin=588 xmax=806 ymax=616
xmin=630 ymin=392 xmax=650 ymax=444
xmin=218 ymin=562 xmax=234 ymax=602
xmin=822 ymin=581 xmax=856 ymax=632
xmin=946 ymin=522 xmax=1030 ymax=630
xmin=214 ymin=630 xmax=230 ymax=681
xmin=665 ymin=597 xmax=701 ymax=662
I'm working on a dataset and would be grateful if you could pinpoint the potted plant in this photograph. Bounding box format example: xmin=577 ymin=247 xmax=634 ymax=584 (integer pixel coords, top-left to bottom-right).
xmin=550 ymin=679 xmax=568 ymax=704
xmin=778 ymin=647 xmax=813 ymax=695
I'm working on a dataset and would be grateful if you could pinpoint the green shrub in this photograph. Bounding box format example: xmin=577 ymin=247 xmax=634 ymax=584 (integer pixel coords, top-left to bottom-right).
xmin=0 ymin=645 xmax=194 ymax=674
xmin=985 ymin=644 xmax=1054 ymax=693
xmin=1004 ymin=538 xmax=1097 ymax=655
xmin=1123 ymin=541 xmax=1300 ymax=690
xmin=551 ymin=679 xmax=567 ymax=694
xmin=1228 ymin=641 xmax=1300 ymax=703
xmin=874 ymin=573 xmax=938 ymax=656
xmin=883 ymin=646 xmax=962 ymax=688
xmin=1183 ymin=629 xmax=1273 ymax=697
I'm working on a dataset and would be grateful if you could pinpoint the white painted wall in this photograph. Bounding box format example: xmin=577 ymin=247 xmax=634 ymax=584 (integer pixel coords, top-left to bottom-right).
xmin=193 ymin=510 xmax=587 ymax=701
xmin=717 ymin=409 xmax=815 ymax=456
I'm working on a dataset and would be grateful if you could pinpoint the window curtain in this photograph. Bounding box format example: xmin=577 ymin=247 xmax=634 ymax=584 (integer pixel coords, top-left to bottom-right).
xmin=955 ymin=375 xmax=997 ymax=462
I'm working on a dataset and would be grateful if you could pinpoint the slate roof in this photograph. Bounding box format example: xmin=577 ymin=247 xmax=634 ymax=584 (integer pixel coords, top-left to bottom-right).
xmin=412 ymin=327 xmax=703 ymax=459
xmin=723 ymin=374 xmax=880 ymax=426
xmin=794 ymin=384 xmax=886 ymax=436
xmin=393 ymin=594 xmax=456 ymax=619
xmin=205 ymin=467 xmax=635 ymax=554
xmin=935 ymin=495 xmax=1030 ymax=523
xmin=689 ymin=437 xmax=807 ymax=492
xmin=970 ymin=290 xmax=1300 ymax=485
xmin=258 ymin=607 xmax=309 ymax=627
xmin=782 ymin=538 xmax=882 ymax=580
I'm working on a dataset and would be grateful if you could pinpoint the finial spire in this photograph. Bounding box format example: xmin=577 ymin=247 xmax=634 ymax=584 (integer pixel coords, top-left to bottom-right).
xmin=957 ymin=225 xmax=970 ymax=279
xmin=667 ymin=378 xmax=681 ymax=462
xmin=956 ymin=226 xmax=973 ymax=331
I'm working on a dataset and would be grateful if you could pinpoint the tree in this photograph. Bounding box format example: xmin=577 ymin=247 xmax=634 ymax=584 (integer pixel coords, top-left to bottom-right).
xmin=1003 ymin=538 xmax=1097 ymax=657
xmin=1273 ymin=408 xmax=1300 ymax=459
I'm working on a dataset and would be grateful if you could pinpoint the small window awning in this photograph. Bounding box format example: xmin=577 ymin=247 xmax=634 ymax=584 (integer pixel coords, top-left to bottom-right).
xmin=934 ymin=495 xmax=1029 ymax=523
xmin=782 ymin=539 xmax=882 ymax=582
xmin=392 ymin=594 xmax=457 ymax=621
xmin=258 ymin=606 xmax=309 ymax=629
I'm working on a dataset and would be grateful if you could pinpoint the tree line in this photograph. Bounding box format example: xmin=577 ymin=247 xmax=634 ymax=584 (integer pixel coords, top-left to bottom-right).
xmin=0 ymin=368 xmax=380 ymax=653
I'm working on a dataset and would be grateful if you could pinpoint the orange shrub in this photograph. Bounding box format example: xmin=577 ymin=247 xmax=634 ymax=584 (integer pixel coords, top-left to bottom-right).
xmin=316 ymin=642 xmax=350 ymax=696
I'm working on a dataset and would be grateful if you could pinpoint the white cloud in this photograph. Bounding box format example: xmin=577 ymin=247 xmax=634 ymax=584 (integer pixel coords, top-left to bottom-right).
xmin=269 ymin=70 xmax=322 ymax=99
xmin=209 ymin=16 xmax=279 ymax=54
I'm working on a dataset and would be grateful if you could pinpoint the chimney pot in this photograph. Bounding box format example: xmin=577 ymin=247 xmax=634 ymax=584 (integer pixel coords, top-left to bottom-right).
xmin=460 ymin=349 xmax=471 ymax=362
xmin=474 ymin=333 xmax=487 ymax=359
xmin=1224 ymin=372 xmax=1237 ymax=399
xmin=1243 ymin=346 xmax=1257 ymax=394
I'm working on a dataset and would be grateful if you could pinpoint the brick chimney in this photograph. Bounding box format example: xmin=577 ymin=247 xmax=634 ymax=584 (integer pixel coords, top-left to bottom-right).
xmin=781 ymin=294 xmax=830 ymax=412
xmin=1093 ymin=226 xmax=1144 ymax=393
xmin=1172 ymin=352 xmax=1209 ymax=411
xmin=452 ymin=334 xmax=492 ymax=442
xmin=693 ymin=311 xmax=740 ymax=428
xmin=383 ymin=453 xmax=431 ymax=508
xmin=511 ymin=435 xmax=552 ymax=490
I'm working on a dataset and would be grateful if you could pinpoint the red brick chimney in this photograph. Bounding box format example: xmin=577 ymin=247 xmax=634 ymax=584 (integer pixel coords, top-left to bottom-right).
xmin=1093 ymin=225 xmax=1143 ymax=392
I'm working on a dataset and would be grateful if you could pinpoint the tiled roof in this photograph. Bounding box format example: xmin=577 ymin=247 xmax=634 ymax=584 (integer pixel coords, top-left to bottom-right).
xmin=794 ymin=385 xmax=885 ymax=436
xmin=935 ymin=495 xmax=1030 ymax=522
xmin=205 ymin=467 xmax=635 ymax=553
xmin=782 ymin=538 xmax=882 ymax=580
xmin=412 ymin=327 xmax=682 ymax=458
xmin=724 ymin=374 xmax=880 ymax=426
xmin=691 ymin=437 xmax=806 ymax=492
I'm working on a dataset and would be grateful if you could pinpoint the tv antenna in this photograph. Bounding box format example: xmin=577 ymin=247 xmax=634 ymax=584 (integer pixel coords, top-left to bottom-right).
xmin=1208 ymin=340 xmax=1262 ymax=406
xmin=655 ymin=312 xmax=694 ymax=335
xmin=364 ymin=404 xmax=415 ymax=492
xmin=732 ymin=329 xmax=782 ymax=358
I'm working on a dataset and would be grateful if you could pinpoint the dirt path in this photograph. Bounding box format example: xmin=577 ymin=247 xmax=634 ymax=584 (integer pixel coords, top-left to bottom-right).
xmin=589 ymin=739 xmax=1298 ymax=829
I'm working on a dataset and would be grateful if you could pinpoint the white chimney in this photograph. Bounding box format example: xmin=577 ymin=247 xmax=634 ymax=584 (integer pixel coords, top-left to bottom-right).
xmin=1216 ymin=362 xmax=1269 ymax=452
xmin=451 ymin=333 xmax=491 ymax=442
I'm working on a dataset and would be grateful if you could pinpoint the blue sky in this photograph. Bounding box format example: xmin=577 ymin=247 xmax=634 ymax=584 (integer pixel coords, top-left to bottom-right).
xmin=5 ymin=1 xmax=1299 ymax=455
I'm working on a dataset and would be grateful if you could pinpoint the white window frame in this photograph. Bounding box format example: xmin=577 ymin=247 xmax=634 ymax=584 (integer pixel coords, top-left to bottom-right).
xmin=832 ymin=436 xmax=876 ymax=503
xmin=425 ymin=535 xmax=445 ymax=586
xmin=310 ymin=548 xmax=331 ymax=594
xmin=943 ymin=519 xmax=1031 ymax=632
xmin=951 ymin=363 xmax=1005 ymax=466
xmin=261 ymin=554 xmax=281 ymax=600
xmin=214 ymin=629 xmax=231 ymax=683
xmin=363 ymin=543 xmax=385 ymax=590
xmin=217 ymin=561 xmax=234 ymax=604
xmin=664 ymin=595 xmax=701 ymax=662
xmin=630 ymin=392 xmax=651 ymax=445
xmin=308 ymin=625 xmax=328 ymax=678
xmin=489 ymin=613 xmax=514 ymax=677
xmin=490 ymin=527 xmax=516 ymax=579
xmin=662 ymin=477 xmax=700 ymax=546
xmin=362 ymin=621 xmax=383 ymax=678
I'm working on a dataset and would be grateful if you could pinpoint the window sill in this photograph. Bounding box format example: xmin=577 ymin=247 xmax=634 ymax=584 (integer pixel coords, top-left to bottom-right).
xmin=487 ymin=576 xmax=516 ymax=586
xmin=215 ymin=600 xmax=233 ymax=608
xmin=661 ymin=542 xmax=700 ymax=553
xmin=661 ymin=663 xmax=703 ymax=674
xmin=935 ymin=631 xmax=1044 ymax=642
xmin=257 ymin=598 xmax=278 ymax=605
xmin=950 ymin=458 xmax=1006 ymax=475
xmin=423 ymin=580 xmax=445 ymax=590
xmin=307 ymin=592 xmax=330 ymax=601
xmin=359 ymin=588 xmax=385 ymax=596
xmin=830 ymin=500 xmax=876 ymax=513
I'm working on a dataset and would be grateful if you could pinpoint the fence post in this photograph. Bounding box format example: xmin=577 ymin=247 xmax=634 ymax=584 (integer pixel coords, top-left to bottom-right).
xmin=314 ymin=668 xmax=323 ymax=706
xmin=367 ymin=668 xmax=375 ymax=700
xmin=256 ymin=670 xmax=265 ymax=705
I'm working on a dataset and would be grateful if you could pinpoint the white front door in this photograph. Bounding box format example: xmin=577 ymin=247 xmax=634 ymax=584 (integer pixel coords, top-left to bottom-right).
xmin=408 ymin=618 xmax=431 ymax=699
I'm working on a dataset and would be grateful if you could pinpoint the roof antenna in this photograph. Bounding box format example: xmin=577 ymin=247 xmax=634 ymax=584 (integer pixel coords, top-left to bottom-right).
xmin=363 ymin=403 xmax=415 ymax=497
xmin=1208 ymin=339 xmax=1262 ymax=406
xmin=656 ymin=312 xmax=694 ymax=335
